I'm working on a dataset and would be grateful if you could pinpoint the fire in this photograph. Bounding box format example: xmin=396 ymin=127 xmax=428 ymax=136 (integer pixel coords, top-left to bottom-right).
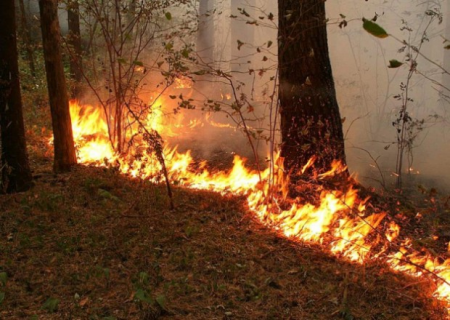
xmin=69 ymin=101 xmax=116 ymax=163
xmin=66 ymin=100 xmax=450 ymax=313
xmin=221 ymin=92 xmax=232 ymax=100
xmin=205 ymin=113 xmax=236 ymax=129
xmin=174 ymin=76 xmax=193 ymax=89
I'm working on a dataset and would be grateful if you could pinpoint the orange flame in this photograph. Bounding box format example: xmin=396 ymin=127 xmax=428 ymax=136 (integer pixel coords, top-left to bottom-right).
xmin=66 ymin=100 xmax=450 ymax=313
xmin=174 ymin=76 xmax=193 ymax=89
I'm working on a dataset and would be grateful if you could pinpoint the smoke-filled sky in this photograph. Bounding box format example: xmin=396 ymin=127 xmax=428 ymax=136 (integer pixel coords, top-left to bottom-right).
xmin=326 ymin=0 xmax=450 ymax=189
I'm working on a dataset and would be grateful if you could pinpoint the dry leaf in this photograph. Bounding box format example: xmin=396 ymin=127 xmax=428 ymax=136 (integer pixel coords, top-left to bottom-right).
xmin=79 ymin=297 xmax=89 ymax=307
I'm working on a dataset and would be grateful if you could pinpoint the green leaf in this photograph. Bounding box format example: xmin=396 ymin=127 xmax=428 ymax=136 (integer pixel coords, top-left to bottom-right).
xmin=133 ymin=60 xmax=144 ymax=66
xmin=165 ymin=12 xmax=172 ymax=20
xmin=0 ymin=292 xmax=5 ymax=305
xmin=41 ymin=297 xmax=59 ymax=313
xmin=139 ymin=272 xmax=149 ymax=286
xmin=267 ymin=40 xmax=273 ymax=48
xmin=134 ymin=288 xmax=153 ymax=304
xmin=181 ymin=48 xmax=190 ymax=58
xmin=362 ymin=18 xmax=388 ymax=38
xmin=117 ymin=58 xmax=127 ymax=64
xmin=156 ymin=295 xmax=167 ymax=309
xmin=102 ymin=317 xmax=117 ymax=320
xmin=0 ymin=272 xmax=7 ymax=286
xmin=388 ymin=59 xmax=403 ymax=68
xmin=165 ymin=43 xmax=173 ymax=51
xmin=98 ymin=189 xmax=120 ymax=202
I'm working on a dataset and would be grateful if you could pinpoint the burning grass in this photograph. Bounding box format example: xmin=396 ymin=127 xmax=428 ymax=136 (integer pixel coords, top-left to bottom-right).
xmin=0 ymin=163 xmax=447 ymax=319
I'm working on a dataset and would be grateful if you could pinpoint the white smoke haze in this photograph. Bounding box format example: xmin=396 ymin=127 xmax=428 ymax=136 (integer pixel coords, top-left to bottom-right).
xmin=327 ymin=0 xmax=450 ymax=191
xmin=69 ymin=0 xmax=450 ymax=190
xmin=140 ymin=0 xmax=279 ymax=165
xmin=204 ymin=0 xmax=450 ymax=190
xmin=148 ymin=0 xmax=450 ymax=190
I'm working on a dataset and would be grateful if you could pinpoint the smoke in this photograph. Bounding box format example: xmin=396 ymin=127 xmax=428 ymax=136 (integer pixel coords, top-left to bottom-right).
xmin=73 ymin=0 xmax=450 ymax=190
xmin=326 ymin=0 xmax=450 ymax=191
xmin=158 ymin=0 xmax=278 ymax=166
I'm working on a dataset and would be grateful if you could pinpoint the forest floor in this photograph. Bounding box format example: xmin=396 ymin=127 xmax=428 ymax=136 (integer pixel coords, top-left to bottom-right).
xmin=1 ymin=143 xmax=450 ymax=319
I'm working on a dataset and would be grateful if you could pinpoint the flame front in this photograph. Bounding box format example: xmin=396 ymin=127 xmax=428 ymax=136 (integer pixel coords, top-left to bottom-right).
xmin=67 ymin=100 xmax=450 ymax=313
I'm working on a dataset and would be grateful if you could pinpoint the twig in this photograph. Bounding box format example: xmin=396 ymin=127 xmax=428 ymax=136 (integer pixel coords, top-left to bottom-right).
xmin=124 ymin=103 xmax=174 ymax=210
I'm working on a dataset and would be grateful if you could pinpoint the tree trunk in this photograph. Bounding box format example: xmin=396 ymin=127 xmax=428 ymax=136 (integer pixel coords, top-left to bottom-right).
xmin=0 ymin=0 xmax=33 ymax=193
xmin=197 ymin=0 xmax=215 ymax=65
xmin=67 ymin=0 xmax=83 ymax=98
xmin=18 ymin=0 xmax=36 ymax=77
xmin=39 ymin=0 xmax=77 ymax=173
xmin=125 ymin=0 xmax=137 ymax=35
xmin=278 ymin=0 xmax=347 ymax=177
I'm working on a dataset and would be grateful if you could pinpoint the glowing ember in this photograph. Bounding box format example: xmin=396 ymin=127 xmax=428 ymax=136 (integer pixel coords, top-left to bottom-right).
xmin=66 ymin=100 xmax=450 ymax=313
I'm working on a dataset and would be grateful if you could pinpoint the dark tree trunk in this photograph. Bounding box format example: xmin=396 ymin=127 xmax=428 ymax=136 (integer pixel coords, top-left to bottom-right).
xmin=67 ymin=0 xmax=83 ymax=98
xmin=278 ymin=0 xmax=346 ymax=176
xmin=18 ymin=0 xmax=36 ymax=77
xmin=38 ymin=0 xmax=77 ymax=173
xmin=0 ymin=0 xmax=33 ymax=193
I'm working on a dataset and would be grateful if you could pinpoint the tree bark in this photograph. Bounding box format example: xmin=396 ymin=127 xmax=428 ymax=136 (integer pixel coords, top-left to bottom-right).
xmin=39 ymin=0 xmax=77 ymax=173
xmin=67 ymin=0 xmax=83 ymax=98
xmin=278 ymin=0 xmax=347 ymax=176
xmin=0 ymin=0 xmax=33 ymax=193
xmin=18 ymin=0 xmax=36 ymax=77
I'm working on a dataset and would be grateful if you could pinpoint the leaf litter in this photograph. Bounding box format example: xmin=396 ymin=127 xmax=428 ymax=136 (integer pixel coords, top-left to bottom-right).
xmin=0 ymin=158 xmax=448 ymax=319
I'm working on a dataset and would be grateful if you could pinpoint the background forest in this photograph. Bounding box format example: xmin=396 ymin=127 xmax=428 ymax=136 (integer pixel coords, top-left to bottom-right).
xmin=7 ymin=0 xmax=450 ymax=189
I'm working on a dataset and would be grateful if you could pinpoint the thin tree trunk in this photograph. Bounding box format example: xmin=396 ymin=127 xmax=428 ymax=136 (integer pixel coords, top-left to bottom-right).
xmin=18 ymin=0 xmax=36 ymax=77
xmin=0 ymin=0 xmax=33 ymax=193
xmin=125 ymin=0 xmax=136 ymax=35
xmin=197 ymin=0 xmax=215 ymax=65
xmin=38 ymin=0 xmax=77 ymax=173
xmin=278 ymin=0 xmax=347 ymax=177
xmin=67 ymin=0 xmax=83 ymax=98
